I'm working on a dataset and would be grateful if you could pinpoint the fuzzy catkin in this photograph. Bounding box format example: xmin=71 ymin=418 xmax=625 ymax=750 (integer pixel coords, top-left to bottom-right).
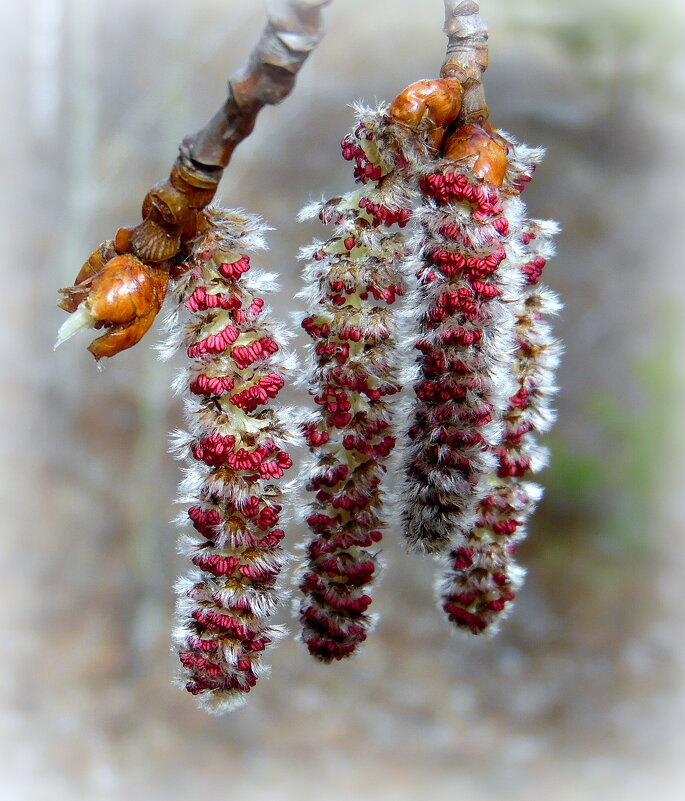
xmin=439 ymin=140 xmax=562 ymax=635
xmin=295 ymin=106 xmax=430 ymax=661
xmin=400 ymin=138 xmax=535 ymax=555
xmin=163 ymin=207 xmax=297 ymax=713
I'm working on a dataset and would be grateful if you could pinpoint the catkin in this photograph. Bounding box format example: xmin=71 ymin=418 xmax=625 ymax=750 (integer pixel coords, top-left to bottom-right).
xmin=295 ymin=106 xmax=431 ymax=660
xmin=164 ymin=207 xmax=297 ymax=712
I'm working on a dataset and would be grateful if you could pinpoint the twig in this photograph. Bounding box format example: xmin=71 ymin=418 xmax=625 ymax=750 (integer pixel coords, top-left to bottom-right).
xmin=441 ymin=0 xmax=490 ymax=124
xmin=57 ymin=0 xmax=332 ymax=360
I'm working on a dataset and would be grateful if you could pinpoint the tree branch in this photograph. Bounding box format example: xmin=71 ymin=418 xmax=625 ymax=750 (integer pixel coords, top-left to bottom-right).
xmin=57 ymin=0 xmax=332 ymax=360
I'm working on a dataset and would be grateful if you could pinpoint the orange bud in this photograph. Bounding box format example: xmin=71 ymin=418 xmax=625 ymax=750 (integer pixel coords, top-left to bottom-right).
xmin=388 ymin=79 xmax=463 ymax=150
xmin=442 ymin=124 xmax=508 ymax=187
xmin=58 ymin=253 xmax=169 ymax=360
xmin=84 ymin=253 xmax=169 ymax=359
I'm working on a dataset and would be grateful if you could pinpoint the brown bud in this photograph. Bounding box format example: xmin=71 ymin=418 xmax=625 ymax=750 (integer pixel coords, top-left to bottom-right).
xmin=388 ymin=79 xmax=464 ymax=150
xmin=84 ymin=254 xmax=169 ymax=359
xmin=442 ymin=123 xmax=508 ymax=187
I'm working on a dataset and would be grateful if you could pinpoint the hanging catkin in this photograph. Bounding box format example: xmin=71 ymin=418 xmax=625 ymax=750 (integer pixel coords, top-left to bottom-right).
xmin=163 ymin=207 xmax=297 ymax=712
xmin=295 ymin=105 xmax=426 ymax=660
xmin=438 ymin=139 xmax=562 ymax=634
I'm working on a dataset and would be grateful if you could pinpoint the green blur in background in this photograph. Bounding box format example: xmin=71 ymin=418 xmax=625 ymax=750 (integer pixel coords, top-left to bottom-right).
xmin=2 ymin=0 xmax=684 ymax=799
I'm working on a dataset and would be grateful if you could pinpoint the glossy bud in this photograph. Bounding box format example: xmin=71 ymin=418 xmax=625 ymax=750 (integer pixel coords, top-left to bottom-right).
xmin=442 ymin=123 xmax=508 ymax=187
xmin=388 ymin=78 xmax=464 ymax=149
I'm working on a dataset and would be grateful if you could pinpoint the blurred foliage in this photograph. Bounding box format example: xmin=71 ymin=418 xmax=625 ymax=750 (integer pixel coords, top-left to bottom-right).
xmin=548 ymin=312 xmax=681 ymax=550
xmin=499 ymin=0 xmax=685 ymax=97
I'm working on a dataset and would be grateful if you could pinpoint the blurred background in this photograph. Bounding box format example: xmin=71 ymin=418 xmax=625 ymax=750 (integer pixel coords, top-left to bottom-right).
xmin=2 ymin=0 xmax=685 ymax=798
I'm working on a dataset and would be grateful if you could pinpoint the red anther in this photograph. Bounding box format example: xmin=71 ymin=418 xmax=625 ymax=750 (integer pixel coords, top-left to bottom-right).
xmin=227 ymin=444 xmax=265 ymax=471
xmin=191 ymin=608 xmax=242 ymax=634
xmin=308 ymin=463 xmax=349 ymax=489
xmin=231 ymin=336 xmax=279 ymax=369
xmin=259 ymin=450 xmax=293 ymax=480
xmin=258 ymin=529 xmax=285 ymax=548
xmin=465 ymin=404 xmax=493 ymax=425
xmin=315 ymin=342 xmax=336 ymax=359
xmin=343 ymin=560 xmax=375 ymax=583
xmin=493 ymin=572 xmax=508 ymax=586
xmin=188 ymin=506 xmax=222 ymax=539
xmin=493 ymin=217 xmax=510 ymax=235
xmin=188 ymin=324 xmax=241 ymax=359
xmin=249 ymin=297 xmax=264 ymax=317
xmin=439 ymin=221 xmax=461 ymax=240
xmin=508 ymin=387 xmax=530 ymax=409
xmin=492 ymin=519 xmax=520 ymax=537
xmin=302 ymin=423 xmax=330 ymax=447
xmin=218 ymin=254 xmax=251 ymax=281
xmin=236 ymin=660 xmax=252 ymax=672
xmin=452 ymin=547 xmax=474 ymax=570
xmin=495 ymin=448 xmax=531 ymax=478
xmin=506 ymin=421 xmax=534 ymax=445
xmin=186 ymin=635 xmax=220 ymax=653
xmin=430 ymin=249 xmax=466 ymax=272
xmin=189 ymin=374 xmax=235 ymax=397
xmin=487 ymin=593 xmax=515 ymax=611
xmin=343 ymin=236 xmax=356 ymax=251
xmin=240 ymin=496 xmax=261 ymax=519
xmin=229 ymin=372 xmax=285 ymax=412
xmin=441 ymin=326 xmax=483 ymax=346
xmin=443 ymin=602 xmax=487 ymax=634
xmin=342 ymin=433 xmax=367 ymax=453
xmin=185 ymin=286 xmax=241 ymax=313
xmin=302 ymin=316 xmax=331 ymax=339
xmin=451 ymin=591 xmax=478 ymax=606
xmin=300 ymin=572 xmax=373 ymax=614
xmin=471 ymin=280 xmax=501 ymax=299
xmin=179 ymin=652 xmax=214 ymax=671
xmin=307 ymin=529 xmax=381 ymax=558
xmin=521 ymin=255 xmax=547 ymax=285
xmin=192 ymin=432 xmax=237 ymax=467
xmin=247 ymin=636 xmax=271 ymax=652
xmin=192 ymin=552 xmax=239 ymax=576
xmin=306 ymin=513 xmax=338 ymax=533
xmin=254 ymin=505 xmax=281 ymax=531
xmin=239 ymin=562 xmax=279 ymax=582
